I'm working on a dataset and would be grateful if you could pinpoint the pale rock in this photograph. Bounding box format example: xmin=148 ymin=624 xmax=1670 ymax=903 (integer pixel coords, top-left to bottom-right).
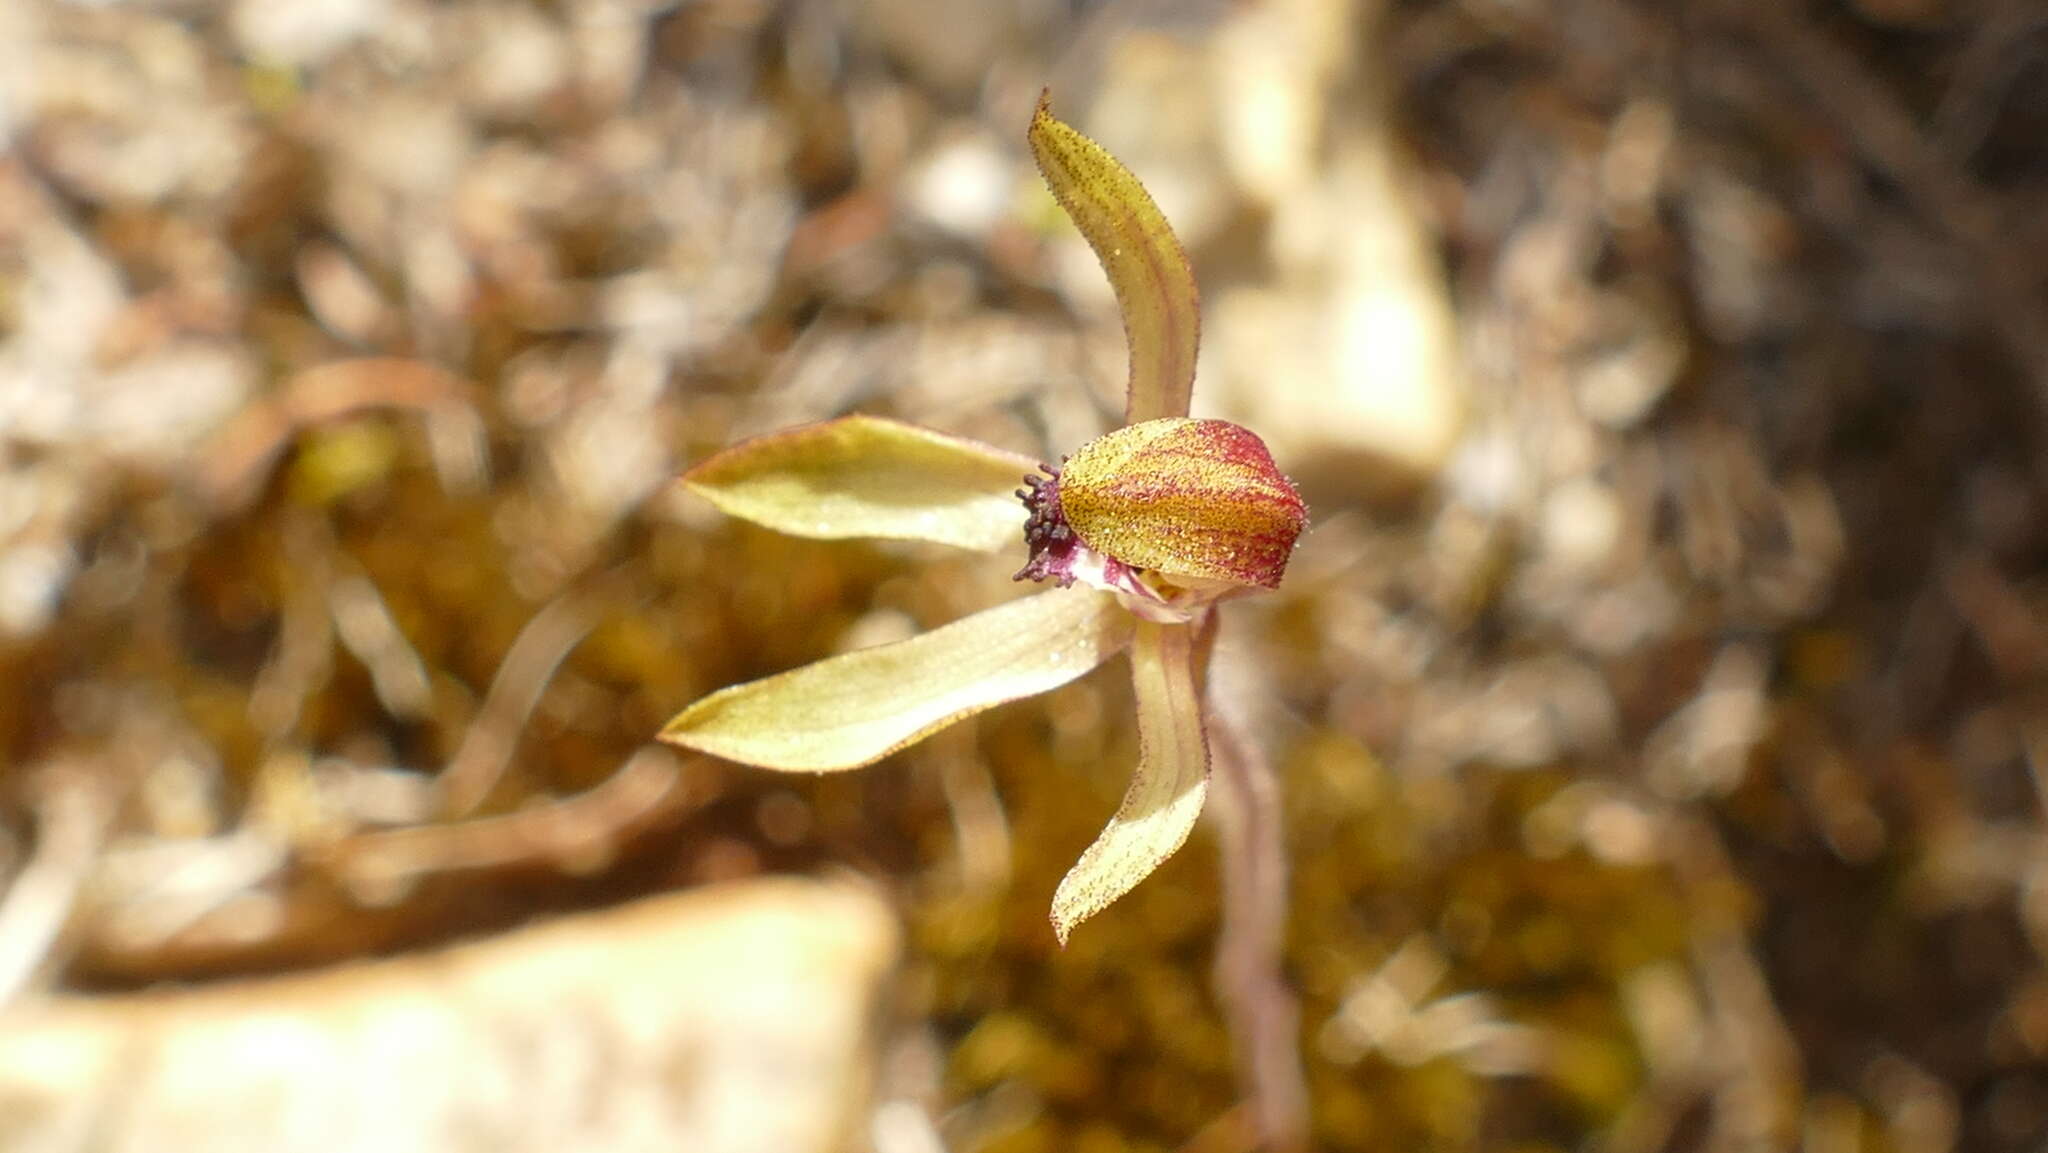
xmin=1539 ymin=477 xmax=1621 ymax=574
xmin=1643 ymin=644 xmax=1769 ymax=799
xmin=1209 ymin=0 xmax=1351 ymax=206
xmin=0 ymin=542 xmax=75 ymax=638
xmin=460 ymin=4 xmax=569 ymax=120
xmin=85 ymin=343 xmax=255 ymax=466
xmin=345 ymin=96 xmax=471 ymax=200
xmin=567 ymin=0 xmax=653 ymax=114
xmin=232 ymin=0 xmax=389 ymax=68
xmin=905 ymin=130 xmax=1011 ymax=242
xmin=1213 ymin=145 xmax=1465 ymax=477
xmin=0 ymin=879 xmax=898 ymax=1153
xmin=545 ymin=344 xmax=671 ymax=526
xmin=849 ymin=0 xmax=1011 ymax=99
xmin=0 ymin=1 xmax=28 ymax=147
xmin=1574 ymin=329 xmax=1684 ymax=430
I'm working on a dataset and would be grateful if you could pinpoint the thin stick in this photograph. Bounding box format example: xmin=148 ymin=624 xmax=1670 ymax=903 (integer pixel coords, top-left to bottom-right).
xmin=435 ymin=567 xmax=639 ymax=818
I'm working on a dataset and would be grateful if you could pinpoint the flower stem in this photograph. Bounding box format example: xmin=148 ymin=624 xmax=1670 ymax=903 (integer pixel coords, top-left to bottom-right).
xmin=1206 ymin=693 xmax=1309 ymax=1150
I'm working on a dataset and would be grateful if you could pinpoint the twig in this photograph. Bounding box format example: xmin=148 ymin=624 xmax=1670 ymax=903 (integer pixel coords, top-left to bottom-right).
xmin=332 ymin=745 xmax=692 ymax=904
xmin=194 ymin=357 xmax=486 ymax=512
xmin=434 ymin=566 xmax=638 ymax=818
xmin=247 ymin=514 xmax=338 ymax=742
xmin=927 ymin=724 xmax=1013 ymax=895
xmin=329 ymin=566 xmax=435 ymax=720
xmin=0 ymin=770 xmax=114 ymax=1008
xmin=1665 ymin=814 xmax=1804 ymax=1150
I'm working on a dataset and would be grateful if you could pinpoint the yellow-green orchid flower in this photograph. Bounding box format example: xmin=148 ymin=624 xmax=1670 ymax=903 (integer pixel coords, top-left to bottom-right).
xmin=661 ymin=93 xmax=1306 ymax=943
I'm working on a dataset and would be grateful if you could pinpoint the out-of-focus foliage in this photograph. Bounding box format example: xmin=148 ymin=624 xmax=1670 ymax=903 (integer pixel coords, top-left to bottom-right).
xmin=0 ymin=0 xmax=2046 ymax=1150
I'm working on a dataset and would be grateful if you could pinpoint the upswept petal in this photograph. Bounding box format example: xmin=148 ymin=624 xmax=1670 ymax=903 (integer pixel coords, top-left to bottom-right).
xmin=1050 ymin=619 xmax=1210 ymax=943
xmin=682 ymin=415 xmax=1038 ymax=551
xmin=1028 ymin=92 xmax=1199 ymax=426
xmin=660 ymin=589 xmax=1131 ymax=772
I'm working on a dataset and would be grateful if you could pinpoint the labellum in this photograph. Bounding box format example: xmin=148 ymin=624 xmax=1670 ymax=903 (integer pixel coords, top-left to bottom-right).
xmin=1015 ymin=418 xmax=1307 ymax=604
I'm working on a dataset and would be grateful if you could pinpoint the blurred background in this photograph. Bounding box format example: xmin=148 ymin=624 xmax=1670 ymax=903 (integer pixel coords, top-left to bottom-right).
xmin=2 ymin=0 xmax=2047 ymax=1149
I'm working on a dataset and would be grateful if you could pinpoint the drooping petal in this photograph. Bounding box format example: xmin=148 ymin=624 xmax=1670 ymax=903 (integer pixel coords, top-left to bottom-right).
xmin=682 ymin=415 xmax=1038 ymax=551
xmin=1050 ymin=619 xmax=1210 ymax=944
xmin=660 ymin=589 xmax=1131 ymax=772
xmin=1059 ymin=418 xmax=1308 ymax=589
xmin=1029 ymin=91 xmax=1199 ymax=425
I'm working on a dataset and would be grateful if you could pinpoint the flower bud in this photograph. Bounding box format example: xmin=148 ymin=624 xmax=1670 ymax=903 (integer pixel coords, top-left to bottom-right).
xmin=1016 ymin=418 xmax=1307 ymax=594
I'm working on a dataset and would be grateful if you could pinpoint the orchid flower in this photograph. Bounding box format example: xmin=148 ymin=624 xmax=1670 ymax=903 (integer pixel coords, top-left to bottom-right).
xmin=660 ymin=93 xmax=1306 ymax=943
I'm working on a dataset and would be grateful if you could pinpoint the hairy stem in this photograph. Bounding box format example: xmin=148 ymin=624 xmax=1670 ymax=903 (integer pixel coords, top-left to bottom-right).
xmin=1206 ymin=697 xmax=1309 ymax=1149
